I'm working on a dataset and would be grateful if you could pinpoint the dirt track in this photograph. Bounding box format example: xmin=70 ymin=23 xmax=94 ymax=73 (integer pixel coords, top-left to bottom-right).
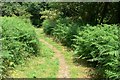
xmin=39 ymin=39 xmax=69 ymax=78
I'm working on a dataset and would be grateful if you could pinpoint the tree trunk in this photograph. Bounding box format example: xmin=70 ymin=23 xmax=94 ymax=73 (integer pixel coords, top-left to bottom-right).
xmin=100 ymin=2 xmax=109 ymax=24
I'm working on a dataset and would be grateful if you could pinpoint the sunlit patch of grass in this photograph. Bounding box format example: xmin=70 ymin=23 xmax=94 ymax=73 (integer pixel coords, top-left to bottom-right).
xmin=35 ymin=28 xmax=92 ymax=78
xmin=8 ymin=42 xmax=59 ymax=78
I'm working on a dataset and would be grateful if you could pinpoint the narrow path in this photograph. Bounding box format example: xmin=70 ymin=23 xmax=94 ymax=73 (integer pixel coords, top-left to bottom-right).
xmin=39 ymin=39 xmax=69 ymax=78
xmin=8 ymin=28 xmax=93 ymax=78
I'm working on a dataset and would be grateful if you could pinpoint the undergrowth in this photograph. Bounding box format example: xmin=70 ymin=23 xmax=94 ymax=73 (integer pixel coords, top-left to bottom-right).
xmin=42 ymin=17 xmax=120 ymax=79
xmin=1 ymin=17 xmax=40 ymax=78
xmin=7 ymin=42 xmax=59 ymax=78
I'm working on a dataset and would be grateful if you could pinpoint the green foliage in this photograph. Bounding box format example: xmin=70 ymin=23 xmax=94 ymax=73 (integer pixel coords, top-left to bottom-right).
xmin=2 ymin=2 xmax=119 ymax=79
xmin=41 ymin=4 xmax=120 ymax=79
xmin=1 ymin=2 xmax=31 ymax=18
xmin=49 ymin=2 xmax=120 ymax=24
xmin=26 ymin=2 xmax=48 ymax=27
xmin=1 ymin=2 xmax=48 ymax=27
xmin=1 ymin=17 xmax=40 ymax=78
xmin=8 ymin=42 xmax=59 ymax=78
xmin=52 ymin=18 xmax=71 ymax=43
xmin=42 ymin=17 xmax=120 ymax=79
xmin=42 ymin=17 xmax=79 ymax=47
xmin=52 ymin=18 xmax=79 ymax=47
xmin=73 ymin=24 xmax=118 ymax=58
xmin=41 ymin=9 xmax=62 ymax=36
xmin=42 ymin=19 xmax=56 ymax=35
xmin=73 ymin=24 xmax=119 ymax=79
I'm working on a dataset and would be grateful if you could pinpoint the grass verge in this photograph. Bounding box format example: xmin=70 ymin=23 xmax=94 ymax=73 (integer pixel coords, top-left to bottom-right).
xmin=7 ymin=42 xmax=59 ymax=78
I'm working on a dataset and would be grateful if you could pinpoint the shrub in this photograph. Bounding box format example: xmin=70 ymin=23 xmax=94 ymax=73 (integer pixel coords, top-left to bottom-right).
xmin=42 ymin=19 xmax=56 ymax=35
xmin=52 ymin=18 xmax=71 ymax=42
xmin=41 ymin=10 xmax=61 ymax=35
xmin=43 ymin=17 xmax=80 ymax=48
xmin=1 ymin=17 xmax=40 ymax=78
xmin=53 ymin=18 xmax=81 ymax=48
xmin=73 ymin=24 xmax=119 ymax=79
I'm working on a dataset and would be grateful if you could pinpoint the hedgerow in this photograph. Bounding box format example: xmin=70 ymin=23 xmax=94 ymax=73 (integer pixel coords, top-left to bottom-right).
xmin=1 ymin=17 xmax=40 ymax=78
xmin=42 ymin=17 xmax=120 ymax=79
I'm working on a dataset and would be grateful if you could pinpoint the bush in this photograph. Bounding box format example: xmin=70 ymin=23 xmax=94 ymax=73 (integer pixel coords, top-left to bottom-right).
xmin=52 ymin=18 xmax=71 ymax=42
xmin=1 ymin=17 xmax=40 ymax=78
xmin=73 ymin=24 xmax=119 ymax=79
xmin=53 ymin=18 xmax=81 ymax=47
xmin=42 ymin=19 xmax=56 ymax=35
xmin=43 ymin=17 xmax=80 ymax=48
xmin=42 ymin=9 xmax=62 ymax=35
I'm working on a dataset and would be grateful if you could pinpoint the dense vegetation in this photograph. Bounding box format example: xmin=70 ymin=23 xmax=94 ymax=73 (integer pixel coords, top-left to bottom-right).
xmin=1 ymin=17 xmax=40 ymax=78
xmin=1 ymin=2 xmax=47 ymax=27
xmin=42 ymin=16 xmax=120 ymax=79
xmin=41 ymin=2 xmax=120 ymax=79
xmin=49 ymin=2 xmax=120 ymax=25
xmin=73 ymin=25 xmax=119 ymax=79
xmin=1 ymin=2 xmax=120 ymax=79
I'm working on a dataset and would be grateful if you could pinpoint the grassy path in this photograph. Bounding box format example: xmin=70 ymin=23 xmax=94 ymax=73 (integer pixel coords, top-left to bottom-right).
xmin=35 ymin=28 xmax=93 ymax=78
xmin=39 ymin=39 xmax=69 ymax=78
xmin=7 ymin=28 xmax=93 ymax=78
